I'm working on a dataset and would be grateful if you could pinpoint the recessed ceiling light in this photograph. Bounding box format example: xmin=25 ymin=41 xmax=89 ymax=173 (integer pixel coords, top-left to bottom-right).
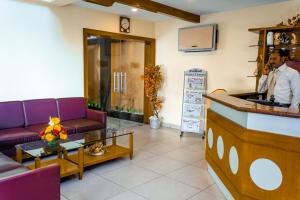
xmin=41 ymin=0 xmax=56 ymax=2
xmin=131 ymin=8 xmax=138 ymax=12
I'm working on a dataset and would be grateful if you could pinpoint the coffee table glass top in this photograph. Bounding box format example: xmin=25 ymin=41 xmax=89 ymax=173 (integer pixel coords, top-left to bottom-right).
xmin=15 ymin=128 xmax=132 ymax=157
xmin=15 ymin=139 xmax=83 ymax=158
xmin=68 ymin=128 xmax=132 ymax=146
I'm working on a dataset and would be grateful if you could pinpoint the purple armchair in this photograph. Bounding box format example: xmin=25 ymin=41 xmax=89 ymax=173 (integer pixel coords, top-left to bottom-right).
xmin=0 ymin=152 xmax=60 ymax=200
xmin=0 ymin=164 xmax=60 ymax=200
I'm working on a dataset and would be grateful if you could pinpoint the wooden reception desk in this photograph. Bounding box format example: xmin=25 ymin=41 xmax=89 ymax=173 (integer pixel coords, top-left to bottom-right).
xmin=204 ymin=91 xmax=300 ymax=200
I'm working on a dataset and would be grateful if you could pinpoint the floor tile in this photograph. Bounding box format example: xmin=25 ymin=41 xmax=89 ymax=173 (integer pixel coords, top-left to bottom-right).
xmin=130 ymin=150 xmax=157 ymax=162
xmin=188 ymin=192 xmax=225 ymax=200
xmin=167 ymin=165 xmax=214 ymax=189
xmin=61 ymin=172 xmax=125 ymax=200
xmin=89 ymin=157 xmax=131 ymax=175
xmin=193 ymin=159 xmax=208 ymax=170
xmin=141 ymin=142 xmax=183 ymax=154
xmin=134 ymin=155 xmax=187 ymax=174
xmin=165 ymin=134 xmax=203 ymax=146
xmin=107 ymin=191 xmax=147 ymax=200
xmin=132 ymin=176 xmax=200 ymax=200
xmin=101 ymin=165 xmax=160 ymax=189
xmin=162 ymin=148 xmax=204 ymax=164
xmin=185 ymin=143 xmax=206 ymax=153
xmin=203 ymin=184 xmax=225 ymax=199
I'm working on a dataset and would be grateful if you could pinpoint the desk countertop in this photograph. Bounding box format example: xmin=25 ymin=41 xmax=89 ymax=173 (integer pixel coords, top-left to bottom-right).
xmin=204 ymin=90 xmax=300 ymax=118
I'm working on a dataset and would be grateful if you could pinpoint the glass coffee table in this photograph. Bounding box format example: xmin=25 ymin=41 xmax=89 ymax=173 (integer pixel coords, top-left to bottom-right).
xmin=15 ymin=128 xmax=134 ymax=179
xmin=15 ymin=137 xmax=84 ymax=179
xmin=66 ymin=128 xmax=133 ymax=168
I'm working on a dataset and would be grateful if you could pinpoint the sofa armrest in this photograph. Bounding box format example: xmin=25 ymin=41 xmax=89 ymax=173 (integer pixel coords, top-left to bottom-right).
xmin=87 ymin=109 xmax=107 ymax=127
xmin=0 ymin=164 xmax=60 ymax=200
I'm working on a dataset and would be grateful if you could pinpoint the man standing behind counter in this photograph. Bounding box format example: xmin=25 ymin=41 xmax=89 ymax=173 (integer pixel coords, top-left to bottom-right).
xmin=258 ymin=50 xmax=300 ymax=109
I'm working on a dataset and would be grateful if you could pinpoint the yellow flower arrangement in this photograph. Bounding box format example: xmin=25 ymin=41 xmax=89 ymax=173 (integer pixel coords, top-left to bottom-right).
xmin=40 ymin=117 xmax=68 ymax=145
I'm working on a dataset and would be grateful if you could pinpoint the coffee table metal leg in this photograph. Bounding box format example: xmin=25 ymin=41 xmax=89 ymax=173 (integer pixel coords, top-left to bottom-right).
xmin=35 ymin=157 xmax=41 ymax=168
xmin=129 ymin=132 xmax=133 ymax=160
xmin=16 ymin=148 xmax=23 ymax=163
xmin=78 ymin=147 xmax=84 ymax=180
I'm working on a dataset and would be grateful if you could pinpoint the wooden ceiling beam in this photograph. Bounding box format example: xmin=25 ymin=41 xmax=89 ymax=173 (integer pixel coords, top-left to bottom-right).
xmin=85 ymin=0 xmax=200 ymax=23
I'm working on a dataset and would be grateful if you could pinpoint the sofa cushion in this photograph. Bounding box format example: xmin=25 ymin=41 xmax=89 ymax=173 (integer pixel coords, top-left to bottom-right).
xmin=0 ymin=128 xmax=39 ymax=147
xmin=62 ymin=119 xmax=104 ymax=133
xmin=26 ymin=123 xmax=76 ymax=135
xmin=57 ymin=97 xmax=86 ymax=121
xmin=23 ymin=99 xmax=59 ymax=126
xmin=0 ymin=101 xmax=25 ymax=129
xmin=0 ymin=166 xmax=29 ymax=179
xmin=0 ymin=153 xmax=23 ymax=173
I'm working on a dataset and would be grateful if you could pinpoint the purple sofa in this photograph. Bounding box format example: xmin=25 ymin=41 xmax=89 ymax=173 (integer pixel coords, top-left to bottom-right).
xmin=0 ymin=97 xmax=107 ymax=156
xmin=0 ymin=152 xmax=60 ymax=200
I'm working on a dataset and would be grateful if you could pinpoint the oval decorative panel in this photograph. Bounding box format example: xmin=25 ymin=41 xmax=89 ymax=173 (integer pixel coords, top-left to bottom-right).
xmin=217 ymin=136 xmax=224 ymax=160
xmin=208 ymin=128 xmax=213 ymax=149
xmin=229 ymin=146 xmax=239 ymax=175
xmin=250 ymin=158 xmax=282 ymax=191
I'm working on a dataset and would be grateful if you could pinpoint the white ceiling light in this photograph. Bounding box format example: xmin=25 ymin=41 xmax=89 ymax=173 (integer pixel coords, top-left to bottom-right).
xmin=131 ymin=7 xmax=138 ymax=12
xmin=40 ymin=0 xmax=77 ymax=6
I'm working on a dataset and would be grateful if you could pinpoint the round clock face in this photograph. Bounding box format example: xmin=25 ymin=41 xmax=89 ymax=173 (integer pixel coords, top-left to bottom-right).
xmin=121 ymin=18 xmax=130 ymax=29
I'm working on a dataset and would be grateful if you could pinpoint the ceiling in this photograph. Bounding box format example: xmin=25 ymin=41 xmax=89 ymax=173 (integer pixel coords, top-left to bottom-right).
xmin=71 ymin=0 xmax=288 ymax=22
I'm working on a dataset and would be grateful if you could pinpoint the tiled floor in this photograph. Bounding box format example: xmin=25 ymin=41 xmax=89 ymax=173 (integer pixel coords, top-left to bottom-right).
xmin=60 ymin=125 xmax=225 ymax=200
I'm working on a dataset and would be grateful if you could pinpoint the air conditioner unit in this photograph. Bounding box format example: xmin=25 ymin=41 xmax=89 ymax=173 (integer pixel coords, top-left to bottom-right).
xmin=178 ymin=24 xmax=218 ymax=52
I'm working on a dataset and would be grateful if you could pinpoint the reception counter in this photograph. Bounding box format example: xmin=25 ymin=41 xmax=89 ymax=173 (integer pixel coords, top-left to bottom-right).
xmin=204 ymin=92 xmax=300 ymax=200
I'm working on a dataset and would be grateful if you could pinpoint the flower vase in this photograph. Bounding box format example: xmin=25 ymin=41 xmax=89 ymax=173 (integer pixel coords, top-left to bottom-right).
xmin=149 ymin=116 xmax=161 ymax=129
xmin=44 ymin=140 xmax=60 ymax=153
xmin=47 ymin=140 xmax=59 ymax=147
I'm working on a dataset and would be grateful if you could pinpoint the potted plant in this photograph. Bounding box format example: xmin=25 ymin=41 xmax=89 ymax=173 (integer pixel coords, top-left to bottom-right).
xmin=110 ymin=106 xmax=120 ymax=118
xmin=130 ymin=109 xmax=144 ymax=123
xmin=143 ymin=65 xmax=164 ymax=129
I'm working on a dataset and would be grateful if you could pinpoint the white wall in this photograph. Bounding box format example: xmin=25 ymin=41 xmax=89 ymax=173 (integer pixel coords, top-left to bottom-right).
xmin=0 ymin=0 xmax=155 ymax=101
xmin=155 ymin=0 xmax=300 ymax=126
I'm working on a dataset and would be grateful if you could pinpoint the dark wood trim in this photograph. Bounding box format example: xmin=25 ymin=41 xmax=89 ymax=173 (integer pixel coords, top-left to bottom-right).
xmin=83 ymin=28 xmax=155 ymax=123
xmin=84 ymin=28 xmax=155 ymax=42
xmin=84 ymin=0 xmax=200 ymax=23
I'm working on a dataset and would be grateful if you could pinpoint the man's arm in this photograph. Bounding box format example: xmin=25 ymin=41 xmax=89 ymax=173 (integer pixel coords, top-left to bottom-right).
xmin=257 ymin=75 xmax=268 ymax=93
xmin=290 ymin=72 xmax=300 ymax=109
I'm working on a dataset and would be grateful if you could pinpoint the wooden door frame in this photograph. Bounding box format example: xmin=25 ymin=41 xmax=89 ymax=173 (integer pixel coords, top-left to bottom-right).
xmin=83 ymin=28 xmax=155 ymax=123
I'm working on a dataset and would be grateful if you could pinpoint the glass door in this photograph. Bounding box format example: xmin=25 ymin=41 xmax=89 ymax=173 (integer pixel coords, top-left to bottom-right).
xmin=113 ymin=39 xmax=145 ymax=129
xmin=87 ymin=35 xmax=145 ymax=129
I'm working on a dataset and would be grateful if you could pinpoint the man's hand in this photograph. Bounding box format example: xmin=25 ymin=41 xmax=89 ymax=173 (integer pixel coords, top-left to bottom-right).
xmin=262 ymin=64 xmax=271 ymax=75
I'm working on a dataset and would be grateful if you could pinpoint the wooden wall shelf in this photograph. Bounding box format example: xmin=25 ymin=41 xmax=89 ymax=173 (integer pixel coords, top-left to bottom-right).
xmin=249 ymin=26 xmax=300 ymax=33
xmin=249 ymin=45 xmax=262 ymax=47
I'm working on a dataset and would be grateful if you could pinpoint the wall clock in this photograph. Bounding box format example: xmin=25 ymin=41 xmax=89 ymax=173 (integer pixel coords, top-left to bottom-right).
xmin=120 ymin=17 xmax=130 ymax=33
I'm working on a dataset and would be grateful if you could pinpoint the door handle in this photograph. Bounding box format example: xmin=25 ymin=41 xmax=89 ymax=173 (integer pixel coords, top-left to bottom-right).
xmin=113 ymin=72 xmax=118 ymax=92
xmin=123 ymin=72 xmax=127 ymax=93
xmin=117 ymin=72 xmax=121 ymax=93
xmin=120 ymin=72 xmax=123 ymax=93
